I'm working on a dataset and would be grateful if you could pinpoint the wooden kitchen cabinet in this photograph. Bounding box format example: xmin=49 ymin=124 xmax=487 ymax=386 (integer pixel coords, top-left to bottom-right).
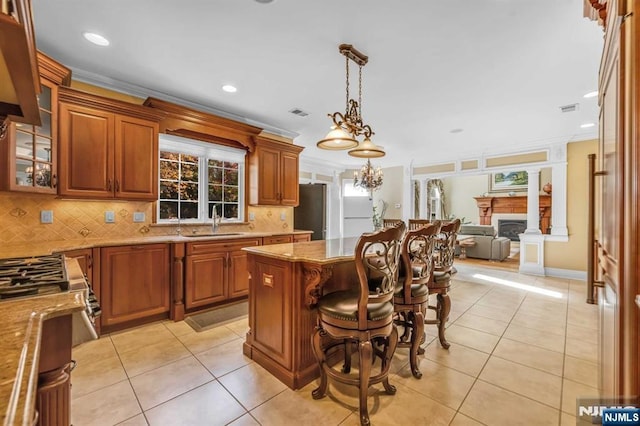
xmin=249 ymin=136 xmax=303 ymax=206
xmin=57 ymin=87 xmax=163 ymax=200
xmin=262 ymin=234 xmax=293 ymax=245
xmin=100 ymin=243 xmax=170 ymax=330
xmin=0 ymin=53 xmax=71 ymax=194
xmin=292 ymin=233 xmax=311 ymax=242
xmin=185 ymin=238 xmax=260 ymax=310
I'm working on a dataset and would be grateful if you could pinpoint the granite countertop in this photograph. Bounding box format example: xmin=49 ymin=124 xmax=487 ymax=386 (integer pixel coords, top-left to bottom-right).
xmin=243 ymin=237 xmax=359 ymax=264
xmin=0 ymin=230 xmax=313 ymax=260
xmin=0 ymin=292 xmax=86 ymax=426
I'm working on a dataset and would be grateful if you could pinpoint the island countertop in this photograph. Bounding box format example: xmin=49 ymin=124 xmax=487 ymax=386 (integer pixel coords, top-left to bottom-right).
xmin=242 ymin=237 xmax=360 ymax=264
xmin=0 ymin=291 xmax=85 ymax=426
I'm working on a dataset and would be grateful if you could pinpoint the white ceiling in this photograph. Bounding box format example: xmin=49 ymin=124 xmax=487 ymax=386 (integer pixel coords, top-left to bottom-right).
xmin=31 ymin=0 xmax=604 ymax=169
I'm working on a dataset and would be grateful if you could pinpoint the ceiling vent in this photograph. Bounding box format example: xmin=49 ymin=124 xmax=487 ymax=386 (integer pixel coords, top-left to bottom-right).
xmin=289 ymin=108 xmax=309 ymax=117
xmin=559 ymin=103 xmax=579 ymax=113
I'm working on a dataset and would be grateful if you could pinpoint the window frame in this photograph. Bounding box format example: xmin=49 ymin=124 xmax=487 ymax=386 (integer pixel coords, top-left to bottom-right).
xmin=158 ymin=134 xmax=246 ymax=224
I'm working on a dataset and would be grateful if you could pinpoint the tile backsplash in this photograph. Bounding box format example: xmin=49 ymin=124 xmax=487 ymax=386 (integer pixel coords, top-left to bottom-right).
xmin=0 ymin=192 xmax=294 ymax=244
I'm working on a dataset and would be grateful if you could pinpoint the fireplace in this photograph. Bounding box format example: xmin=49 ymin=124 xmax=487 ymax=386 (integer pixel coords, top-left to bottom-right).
xmin=498 ymin=219 xmax=527 ymax=241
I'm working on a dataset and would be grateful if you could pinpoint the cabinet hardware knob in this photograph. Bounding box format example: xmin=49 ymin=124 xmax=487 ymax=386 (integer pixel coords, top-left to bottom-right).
xmin=51 ymin=174 xmax=57 ymax=188
xmin=107 ymin=179 xmax=112 ymax=191
xmin=115 ymin=180 xmax=120 ymax=192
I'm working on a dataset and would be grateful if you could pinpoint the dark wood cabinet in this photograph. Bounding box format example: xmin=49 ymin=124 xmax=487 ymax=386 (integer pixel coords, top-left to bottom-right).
xmin=185 ymin=238 xmax=260 ymax=310
xmin=57 ymin=87 xmax=163 ymax=200
xmin=100 ymin=243 xmax=171 ymax=329
xmin=0 ymin=53 xmax=70 ymax=194
xmin=249 ymin=136 xmax=303 ymax=206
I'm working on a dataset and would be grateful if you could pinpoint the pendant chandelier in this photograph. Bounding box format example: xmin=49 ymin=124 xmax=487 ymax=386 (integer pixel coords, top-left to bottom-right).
xmin=354 ymin=159 xmax=383 ymax=193
xmin=317 ymin=44 xmax=385 ymax=158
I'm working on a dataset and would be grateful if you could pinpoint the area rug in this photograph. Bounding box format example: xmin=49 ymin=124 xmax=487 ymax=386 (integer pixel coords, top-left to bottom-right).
xmin=185 ymin=301 xmax=248 ymax=332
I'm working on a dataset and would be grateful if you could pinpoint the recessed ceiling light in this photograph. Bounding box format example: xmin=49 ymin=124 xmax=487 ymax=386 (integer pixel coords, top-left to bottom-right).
xmin=83 ymin=32 xmax=110 ymax=46
xmin=450 ymin=128 xmax=464 ymax=134
xmin=580 ymin=122 xmax=596 ymax=128
xmin=222 ymin=85 xmax=237 ymax=93
xmin=583 ymin=91 xmax=598 ymax=98
xmin=254 ymin=0 xmax=275 ymax=3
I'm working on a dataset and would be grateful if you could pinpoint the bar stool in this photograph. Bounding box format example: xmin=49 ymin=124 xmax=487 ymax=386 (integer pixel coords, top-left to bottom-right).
xmin=426 ymin=218 xmax=460 ymax=349
xmin=394 ymin=221 xmax=441 ymax=378
xmin=311 ymin=225 xmax=403 ymax=426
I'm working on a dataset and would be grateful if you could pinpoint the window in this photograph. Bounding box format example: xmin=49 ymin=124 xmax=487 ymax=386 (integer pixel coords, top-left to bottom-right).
xmin=158 ymin=134 xmax=245 ymax=223
xmin=343 ymin=179 xmax=370 ymax=197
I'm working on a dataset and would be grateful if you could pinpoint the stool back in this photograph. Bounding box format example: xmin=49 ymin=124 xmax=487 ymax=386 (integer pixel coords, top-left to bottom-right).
xmin=355 ymin=224 xmax=403 ymax=329
xmin=434 ymin=218 xmax=461 ymax=272
xmin=407 ymin=219 xmax=432 ymax=230
xmin=399 ymin=221 xmax=441 ymax=304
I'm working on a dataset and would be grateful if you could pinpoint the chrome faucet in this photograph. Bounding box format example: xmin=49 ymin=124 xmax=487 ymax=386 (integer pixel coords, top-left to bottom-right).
xmin=212 ymin=206 xmax=221 ymax=233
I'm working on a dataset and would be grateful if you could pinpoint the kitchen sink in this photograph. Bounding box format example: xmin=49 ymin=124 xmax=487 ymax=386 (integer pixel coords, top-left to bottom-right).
xmin=183 ymin=232 xmax=243 ymax=237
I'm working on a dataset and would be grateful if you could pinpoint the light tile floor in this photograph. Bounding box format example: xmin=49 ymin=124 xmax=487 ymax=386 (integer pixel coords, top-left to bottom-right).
xmin=70 ymin=264 xmax=600 ymax=425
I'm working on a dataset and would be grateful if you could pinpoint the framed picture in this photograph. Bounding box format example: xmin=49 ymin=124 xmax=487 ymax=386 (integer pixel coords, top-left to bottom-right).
xmin=490 ymin=171 xmax=529 ymax=192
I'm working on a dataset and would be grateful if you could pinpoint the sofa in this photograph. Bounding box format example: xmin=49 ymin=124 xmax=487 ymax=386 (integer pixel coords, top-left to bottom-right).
xmin=455 ymin=225 xmax=511 ymax=261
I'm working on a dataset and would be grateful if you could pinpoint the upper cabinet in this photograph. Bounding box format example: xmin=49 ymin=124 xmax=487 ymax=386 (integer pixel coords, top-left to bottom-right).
xmin=0 ymin=52 xmax=71 ymax=194
xmin=58 ymin=87 xmax=164 ymax=200
xmin=0 ymin=0 xmax=41 ymax=135
xmin=249 ymin=135 xmax=304 ymax=206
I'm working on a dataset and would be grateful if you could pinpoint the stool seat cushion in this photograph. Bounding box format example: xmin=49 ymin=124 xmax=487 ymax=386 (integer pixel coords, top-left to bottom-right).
xmin=318 ymin=290 xmax=394 ymax=322
xmin=394 ymin=281 xmax=429 ymax=298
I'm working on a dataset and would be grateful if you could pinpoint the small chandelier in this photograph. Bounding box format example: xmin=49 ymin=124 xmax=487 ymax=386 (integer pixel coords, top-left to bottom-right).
xmin=317 ymin=44 xmax=385 ymax=158
xmin=354 ymin=159 xmax=383 ymax=193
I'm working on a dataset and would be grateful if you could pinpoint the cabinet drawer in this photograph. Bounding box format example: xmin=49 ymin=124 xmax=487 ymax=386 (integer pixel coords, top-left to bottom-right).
xmin=293 ymin=234 xmax=311 ymax=242
xmin=263 ymin=235 xmax=293 ymax=245
xmin=187 ymin=238 xmax=261 ymax=255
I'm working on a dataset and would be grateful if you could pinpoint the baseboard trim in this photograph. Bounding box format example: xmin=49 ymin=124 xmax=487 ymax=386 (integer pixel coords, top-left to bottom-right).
xmin=544 ymin=267 xmax=587 ymax=281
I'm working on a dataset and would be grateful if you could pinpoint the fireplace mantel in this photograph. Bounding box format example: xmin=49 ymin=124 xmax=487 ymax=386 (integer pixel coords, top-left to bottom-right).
xmin=473 ymin=195 xmax=552 ymax=234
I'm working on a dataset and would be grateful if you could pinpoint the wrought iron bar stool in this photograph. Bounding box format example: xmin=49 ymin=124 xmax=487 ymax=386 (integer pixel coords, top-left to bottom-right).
xmin=426 ymin=218 xmax=461 ymax=349
xmin=394 ymin=221 xmax=441 ymax=378
xmin=311 ymin=224 xmax=403 ymax=426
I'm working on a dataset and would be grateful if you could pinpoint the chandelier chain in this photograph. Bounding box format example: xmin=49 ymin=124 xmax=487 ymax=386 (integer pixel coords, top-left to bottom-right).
xmin=345 ymin=55 xmax=350 ymax=114
xmin=358 ymin=64 xmax=363 ymax=117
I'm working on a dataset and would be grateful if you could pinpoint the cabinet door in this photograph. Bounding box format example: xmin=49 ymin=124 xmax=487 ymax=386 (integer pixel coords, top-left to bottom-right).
xmin=185 ymin=252 xmax=228 ymax=309
xmin=256 ymin=146 xmax=280 ymax=205
xmin=280 ymin=150 xmax=299 ymax=206
xmin=250 ymin=256 xmax=292 ymax=369
xmin=100 ymin=244 xmax=170 ymax=326
xmin=2 ymin=79 xmax=59 ymax=194
xmin=114 ymin=115 xmax=159 ymax=200
xmin=58 ymin=103 xmax=114 ymax=198
xmin=228 ymin=239 xmax=260 ymax=298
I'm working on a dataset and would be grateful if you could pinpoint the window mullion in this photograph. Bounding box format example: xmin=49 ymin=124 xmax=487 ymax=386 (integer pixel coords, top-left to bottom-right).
xmin=200 ymin=156 xmax=208 ymax=222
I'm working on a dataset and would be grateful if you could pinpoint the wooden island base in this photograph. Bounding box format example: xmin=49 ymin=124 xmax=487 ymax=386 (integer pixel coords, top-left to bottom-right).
xmin=242 ymin=239 xmax=359 ymax=389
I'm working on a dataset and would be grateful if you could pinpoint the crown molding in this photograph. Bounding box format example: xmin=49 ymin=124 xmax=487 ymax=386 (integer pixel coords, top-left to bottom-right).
xmin=69 ymin=66 xmax=299 ymax=140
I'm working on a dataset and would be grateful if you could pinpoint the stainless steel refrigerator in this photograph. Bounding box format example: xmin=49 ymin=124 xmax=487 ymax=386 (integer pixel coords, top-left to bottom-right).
xmin=294 ymin=184 xmax=326 ymax=240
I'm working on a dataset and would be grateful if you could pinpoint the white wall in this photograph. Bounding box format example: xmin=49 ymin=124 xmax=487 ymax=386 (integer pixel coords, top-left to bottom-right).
xmin=372 ymin=166 xmax=404 ymax=220
xmin=441 ymin=174 xmax=489 ymax=224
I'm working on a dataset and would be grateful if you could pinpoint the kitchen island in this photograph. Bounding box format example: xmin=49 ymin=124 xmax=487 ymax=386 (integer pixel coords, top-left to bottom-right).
xmin=242 ymin=238 xmax=361 ymax=389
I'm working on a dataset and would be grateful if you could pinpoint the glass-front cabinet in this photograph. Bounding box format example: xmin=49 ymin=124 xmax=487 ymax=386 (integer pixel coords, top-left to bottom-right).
xmin=0 ymin=52 xmax=70 ymax=194
xmin=13 ymin=81 xmax=55 ymax=191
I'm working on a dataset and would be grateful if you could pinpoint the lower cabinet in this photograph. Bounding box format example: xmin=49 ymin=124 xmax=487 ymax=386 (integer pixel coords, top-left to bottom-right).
xmin=185 ymin=238 xmax=261 ymax=310
xmin=292 ymin=233 xmax=311 ymax=242
xmin=100 ymin=243 xmax=170 ymax=328
xmin=262 ymin=234 xmax=293 ymax=245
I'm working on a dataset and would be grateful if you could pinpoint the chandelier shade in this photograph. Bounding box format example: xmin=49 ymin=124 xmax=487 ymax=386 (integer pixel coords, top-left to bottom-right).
xmin=316 ymin=126 xmax=358 ymax=150
xmin=348 ymin=136 xmax=385 ymax=158
xmin=317 ymin=44 xmax=385 ymax=157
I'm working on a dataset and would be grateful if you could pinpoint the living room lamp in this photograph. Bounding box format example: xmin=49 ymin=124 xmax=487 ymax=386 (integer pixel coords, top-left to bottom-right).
xmin=317 ymin=44 xmax=385 ymax=158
